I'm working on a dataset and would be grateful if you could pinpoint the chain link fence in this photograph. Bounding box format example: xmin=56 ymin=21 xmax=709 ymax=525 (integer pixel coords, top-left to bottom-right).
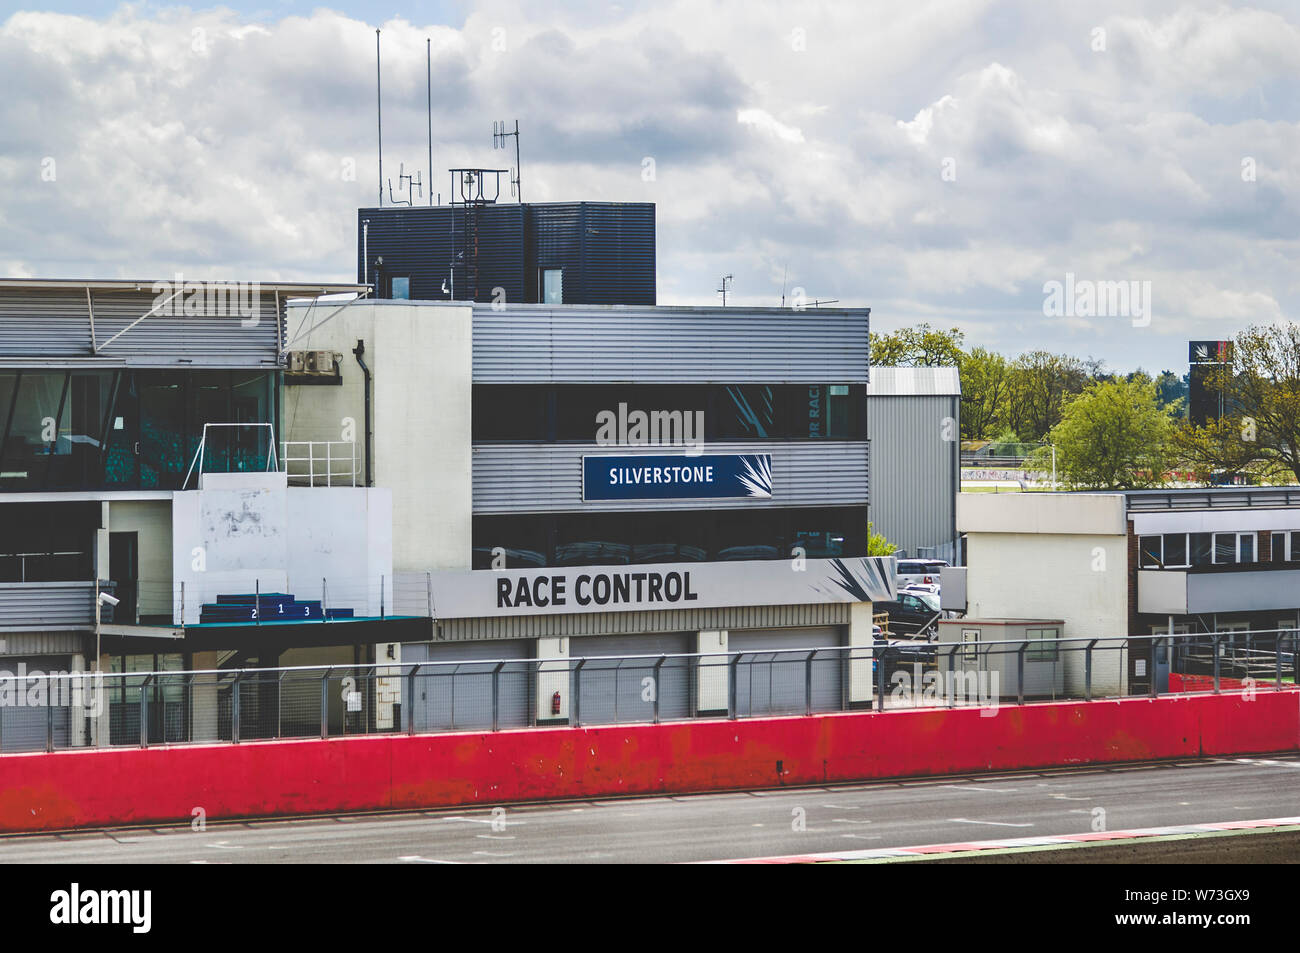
xmin=0 ymin=633 xmax=1294 ymax=753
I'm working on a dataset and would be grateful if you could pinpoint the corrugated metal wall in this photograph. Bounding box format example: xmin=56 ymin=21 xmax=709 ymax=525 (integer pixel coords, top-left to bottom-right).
xmin=434 ymin=602 xmax=851 ymax=641
xmin=867 ymin=394 xmax=960 ymax=560
xmin=473 ymin=306 xmax=870 ymax=383
xmin=0 ymin=583 xmax=99 ymax=629
xmin=472 ymin=440 xmax=868 ymax=513
xmin=0 ymin=289 xmax=283 ymax=367
xmin=356 ymin=205 xmax=526 ymax=303
xmin=527 ymin=203 xmax=656 ymax=305
xmin=357 ymin=202 xmax=654 ymax=305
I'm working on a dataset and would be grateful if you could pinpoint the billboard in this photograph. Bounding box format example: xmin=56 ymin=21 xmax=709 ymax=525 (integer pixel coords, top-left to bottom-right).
xmin=582 ymin=453 xmax=773 ymax=501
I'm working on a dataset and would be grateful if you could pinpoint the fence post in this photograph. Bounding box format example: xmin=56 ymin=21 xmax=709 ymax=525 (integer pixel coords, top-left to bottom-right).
xmin=728 ymin=655 xmax=740 ymax=719
xmin=1212 ymin=635 xmax=1221 ymax=693
xmin=805 ymin=651 xmax=815 ymax=716
xmin=426 ymin=571 xmax=433 ymax=619
xmin=492 ymin=662 xmax=504 ymax=732
xmin=380 ymin=575 xmax=386 ymax=620
xmin=322 ymin=577 xmax=328 ymax=624
xmin=573 ymin=659 xmax=585 ymax=727
xmin=1085 ymin=640 xmax=1097 ymax=701
xmin=254 ymin=580 xmax=260 ymax=626
xmin=232 ymin=672 xmax=241 ymax=743
xmin=876 ymin=645 xmax=886 ymax=711
xmin=46 ymin=677 xmax=54 ymax=752
xmin=407 ymin=665 xmax=419 ymax=735
xmin=655 ymin=655 xmax=665 ymax=722
xmin=1150 ymin=637 xmax=1161 ymax=698
xmin=1276 ymin=629 xmax=1283 ymax=690
xmin=180 ymin=581 xmax=185 ymax=627
xmin=1017 ymin=642 xmax=1026 ymax=706
xmin=139 ymin=675 xmax=150 ymax=747
xmin=320 ymin=668 xmax=330 ymax=739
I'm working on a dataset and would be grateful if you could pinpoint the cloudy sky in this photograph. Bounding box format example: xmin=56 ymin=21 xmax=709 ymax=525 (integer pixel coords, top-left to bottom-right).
xmin=1 ymin=1 xmax=1296 ymax=373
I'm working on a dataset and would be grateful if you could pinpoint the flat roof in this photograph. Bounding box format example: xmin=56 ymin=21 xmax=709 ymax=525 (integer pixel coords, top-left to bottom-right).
xmin=0 ymin=279 xmax=369 ymax=296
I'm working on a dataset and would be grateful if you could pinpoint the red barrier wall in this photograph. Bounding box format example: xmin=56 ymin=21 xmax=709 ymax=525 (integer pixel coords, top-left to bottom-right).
xmin=0 ymin=690 xmax=1296 ymax=833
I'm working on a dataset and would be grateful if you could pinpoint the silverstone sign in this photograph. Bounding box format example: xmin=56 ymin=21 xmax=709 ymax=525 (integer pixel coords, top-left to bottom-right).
xmin=583 ymin=453 xmax=773 ymax=501
xmin=427 ymin=556 xmax=897 ymax=619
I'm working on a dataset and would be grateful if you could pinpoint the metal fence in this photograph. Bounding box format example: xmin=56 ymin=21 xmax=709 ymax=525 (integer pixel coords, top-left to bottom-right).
xmin=0 ymin=633 xmax=1294 ymax=754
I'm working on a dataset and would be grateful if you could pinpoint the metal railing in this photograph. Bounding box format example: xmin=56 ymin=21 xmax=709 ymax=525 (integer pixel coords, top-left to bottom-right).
xmin=0 ymin=633 xmax=1293 ymax=754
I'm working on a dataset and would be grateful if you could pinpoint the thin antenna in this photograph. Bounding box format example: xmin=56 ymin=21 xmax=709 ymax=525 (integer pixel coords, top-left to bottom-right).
xmin=426 ymin=38 xmax=433 ymax=207
xmin=493 ymin=120 xmax=522 ymax=202
xmin=717 ymin=274 xmax=733 ymax=306
xmin=376 ymin=28 xmax=382 ymax=208
xmin=780 ymin=261 xmax=788 ymax=308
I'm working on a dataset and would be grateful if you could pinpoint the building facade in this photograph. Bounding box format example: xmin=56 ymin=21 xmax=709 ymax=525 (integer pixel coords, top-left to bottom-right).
xmin=284 ymin=298 xmax=894 ymax=722
xmin=866 ymin=366 xmax=961 ymax=561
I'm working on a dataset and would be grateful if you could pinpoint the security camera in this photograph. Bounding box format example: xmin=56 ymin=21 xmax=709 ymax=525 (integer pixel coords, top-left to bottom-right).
xmin=98 ymin=593 xmax=120 ymax=607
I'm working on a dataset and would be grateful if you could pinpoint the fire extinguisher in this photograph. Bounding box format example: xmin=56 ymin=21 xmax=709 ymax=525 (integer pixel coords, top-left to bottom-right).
xmin=551 ymin=691 xmax=561 ymax=716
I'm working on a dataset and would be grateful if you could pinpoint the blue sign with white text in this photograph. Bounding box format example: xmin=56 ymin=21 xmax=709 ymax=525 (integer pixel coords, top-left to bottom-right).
xmin=583 ymin=454 xmax=774 ymax=501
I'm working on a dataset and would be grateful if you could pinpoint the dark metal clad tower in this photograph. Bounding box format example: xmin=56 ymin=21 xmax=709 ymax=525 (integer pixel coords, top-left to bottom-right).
xmin=357 ymin=202 xmax=655 ymax=305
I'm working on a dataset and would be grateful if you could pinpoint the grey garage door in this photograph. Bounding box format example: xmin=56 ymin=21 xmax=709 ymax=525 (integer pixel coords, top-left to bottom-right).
xmin=403 ymin=640 xmax=533 ymax=732
xmin=0 ymin=656 xmax=74 ymax=752
xmin=570 ymin=633 xmax=693 ymax=726
xmin=728 ymin=627 xmax=844 ymax=717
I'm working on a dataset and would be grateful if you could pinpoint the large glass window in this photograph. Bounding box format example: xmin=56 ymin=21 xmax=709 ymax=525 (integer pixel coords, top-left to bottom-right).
xmin=1 ymin=370 xmax=276 ymax=492
xmin=472 ymin=384 xmax=866 ymax=442
xmin=1026 ymin=627 xmax=1059 ymax=662
xmin=473 ymin=506 xmax=867 ymax=568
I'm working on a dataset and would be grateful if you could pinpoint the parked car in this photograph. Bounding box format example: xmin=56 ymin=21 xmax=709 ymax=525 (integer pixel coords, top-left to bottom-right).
xmin=896 ymin=558 xmax=948 ymax=589
xmin=875 ymin=590 xmax=942 ymax=635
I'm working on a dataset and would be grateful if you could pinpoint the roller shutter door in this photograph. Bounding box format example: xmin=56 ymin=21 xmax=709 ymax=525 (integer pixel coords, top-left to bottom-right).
xmin=0 ymin=656 xmax=73 ymax=751
xmin=728 ymin=627 xmax=844 ymax=717
xmin=403 ymin=640 xmax=533 ymax=732
xmin=570 ymin=633 xmax=692 ymax=725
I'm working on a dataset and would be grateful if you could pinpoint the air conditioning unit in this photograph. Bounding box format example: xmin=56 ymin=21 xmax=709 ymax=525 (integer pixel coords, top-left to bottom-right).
xmin=288 ymin=351 xmax=306 ymax=373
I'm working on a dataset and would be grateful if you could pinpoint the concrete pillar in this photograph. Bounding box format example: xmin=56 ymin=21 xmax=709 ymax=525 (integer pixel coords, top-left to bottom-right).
xmin=848 ymin=602 xmax=875 ymax=707
xmin=696 ymin=630 xmax=728 ymax=715
xmin=536 ymin=637 xmax=569 ymax=724
xmin=190 ymin=650 xmax=220 ymax=741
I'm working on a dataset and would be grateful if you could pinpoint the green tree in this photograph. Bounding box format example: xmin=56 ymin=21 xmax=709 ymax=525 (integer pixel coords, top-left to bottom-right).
xmin=1214 ymin=324 xmax=1300 ymax=482
xmin=867 ymin=522 xmax=898 ymax=556
xmin=870 ymin=323 xmax=965 ymax=367
xmin=958 ymin=347 xmax=1008 ymax=440
xmin=1004 ymin=351 xmax=1091 ymax=440
xmin=1027 ymin=378 xmax=1174 ymax=488
xmin=1170 ymin=417 xmax=1271 ymax=485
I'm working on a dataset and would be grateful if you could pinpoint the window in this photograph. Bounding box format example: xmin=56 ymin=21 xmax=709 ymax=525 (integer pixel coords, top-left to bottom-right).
xmin=1191 ymin=533 xmax=1213 ymax=567
xmin=1212 ymin=532 xmax=1257 ymax=565
xmin=961 ymin=629 xmax=980 ymax=662
xmin=1163 ymin=534 xmax=1187 ymax=567
xmin=390 ymin=276 xmax=410 ymax=299
xmin=1273 ymin=532 xmax=1287 ymax=563
xmin=542 ymin=268 xmax=563 ymax=304
xmin=1139 ymin=536 xmax=1162 ymax=568
xmin=1026 ymin=626 xmax=1059 ymax=662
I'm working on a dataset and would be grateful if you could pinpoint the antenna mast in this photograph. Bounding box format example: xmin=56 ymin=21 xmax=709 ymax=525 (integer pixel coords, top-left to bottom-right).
xmin=426 ymin=38 xmax=433 ymax=206
xmin=376 ymin=28 xmax=383 ymax=207
xmin=717 ymin=274 xmax=733 ymax=307
xmin=493 ymin=120 xmax=522 ymax=202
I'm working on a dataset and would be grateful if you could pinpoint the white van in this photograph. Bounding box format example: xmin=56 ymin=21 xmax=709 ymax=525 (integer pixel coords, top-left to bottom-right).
xmin=896 ymin=558 xmax=948 ymax=589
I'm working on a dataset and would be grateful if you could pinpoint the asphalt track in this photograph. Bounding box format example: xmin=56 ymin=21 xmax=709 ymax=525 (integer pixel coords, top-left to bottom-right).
xmin=1 ymin=755 xmax=1298 ymax=863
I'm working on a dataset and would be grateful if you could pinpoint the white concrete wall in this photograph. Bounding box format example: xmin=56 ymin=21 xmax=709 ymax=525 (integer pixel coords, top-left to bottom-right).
xmin=172 ymin=473 xmax=393 ymax=624
xmin=959 ymin=493 xmax=1129 ymax=695
xmin=283 ymin=301 xmax=473 ymax=573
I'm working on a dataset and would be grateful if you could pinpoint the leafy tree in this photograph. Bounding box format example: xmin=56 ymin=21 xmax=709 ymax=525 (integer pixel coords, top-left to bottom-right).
xmin=1154 ymin=370 xmax=1188 ymax=415
xmin=958 ymin=347 xmax=1008 ymax=440
xmin=1214 ymin=324 xmax=1300 ymax=482
xmin=1004 ymin=351 xmax=1091 ymax=440
xmin=1170 ymin=417 xmax=1272 ymax=485
xmin=1027 ymin=378 xmax=1174 ymax=488
xmin=871 ymin=323 xmax=965 ymax=367
xmin=867 ymin=522 xmax=898 ymax=556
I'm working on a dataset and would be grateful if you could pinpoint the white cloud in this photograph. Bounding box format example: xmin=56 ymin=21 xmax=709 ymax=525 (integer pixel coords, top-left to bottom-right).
xmin=0 ymin=0 xmax=1297 ymax=371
